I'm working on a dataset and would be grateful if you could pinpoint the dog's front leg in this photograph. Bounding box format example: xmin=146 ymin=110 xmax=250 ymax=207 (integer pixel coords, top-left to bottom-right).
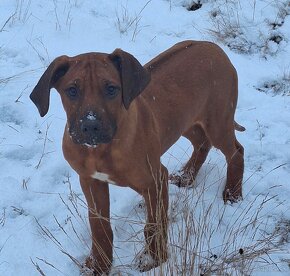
xmin=80 ymin=176 xmax=113 ymax=275
xmin=139 ymin=164 xmax=169 ymax=271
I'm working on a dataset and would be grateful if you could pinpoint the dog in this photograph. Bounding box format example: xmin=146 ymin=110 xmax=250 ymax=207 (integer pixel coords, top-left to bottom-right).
xmin=30 ymin=40 xmax=245 ymax=275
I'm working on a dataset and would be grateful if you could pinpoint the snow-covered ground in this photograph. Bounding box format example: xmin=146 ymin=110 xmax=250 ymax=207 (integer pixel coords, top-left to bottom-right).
xmin=1 ymin=0 xmax=290 ymax=275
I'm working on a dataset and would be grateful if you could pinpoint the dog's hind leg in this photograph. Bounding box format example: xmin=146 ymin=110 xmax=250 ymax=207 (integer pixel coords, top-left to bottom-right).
xmin=223 ymin=137 xmax=244 ymax=202
xmin=172 ymin=124 xmax=211 ymax=187
xmin=207 ymin=124 xmax=244 ymax=203
xmin=183 ymin=124 xmax=212 ymax=177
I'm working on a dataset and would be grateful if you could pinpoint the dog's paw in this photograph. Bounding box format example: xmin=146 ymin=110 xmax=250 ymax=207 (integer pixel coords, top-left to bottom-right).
xmin=169 ymin=171 xmax=194 ymax=187
xmin=80 ymin=266 xmax=108 ymax=276
xmin=223 ymin=188 xmax=242 ymax=204
xmin=80 ymin=265 xmax=95 ymax=276
xmin=81 ymin=255 xmax=110 ymax=276
xmin=133 ymin=250 xmax=160 ymax=272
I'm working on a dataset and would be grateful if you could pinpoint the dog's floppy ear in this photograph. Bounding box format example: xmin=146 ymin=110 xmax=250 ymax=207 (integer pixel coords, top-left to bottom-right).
xmin=30 ymin=56 xmax=70 ymax=117
xmin=109 ymin=49 xmax=150 ymax=109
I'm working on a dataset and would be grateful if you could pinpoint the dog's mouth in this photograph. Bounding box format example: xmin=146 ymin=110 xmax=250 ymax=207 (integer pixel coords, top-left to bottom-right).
xmin=68 ymin=121 xmax=117 ymax=147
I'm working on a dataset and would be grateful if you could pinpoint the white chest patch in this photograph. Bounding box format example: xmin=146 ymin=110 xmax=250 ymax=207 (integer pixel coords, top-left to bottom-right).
xmin=91 ymin=171 xmax=115 ymax=184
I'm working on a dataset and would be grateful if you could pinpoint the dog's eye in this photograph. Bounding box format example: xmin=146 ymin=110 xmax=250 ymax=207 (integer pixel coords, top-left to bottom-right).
xmin=105 ymin=85 xmax=119 ymax=99
xmin=67 ymin=87 xmax=78 ymax=98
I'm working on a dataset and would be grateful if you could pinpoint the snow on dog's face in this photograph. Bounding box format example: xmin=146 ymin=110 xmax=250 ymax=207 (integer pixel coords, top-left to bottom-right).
xmin=30 ymin=50 xmax=150 ymax=147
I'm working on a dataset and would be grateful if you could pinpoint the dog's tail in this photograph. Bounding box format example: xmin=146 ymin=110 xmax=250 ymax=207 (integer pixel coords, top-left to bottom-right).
xmin=234 ymin=121 xmax=246 ymax=132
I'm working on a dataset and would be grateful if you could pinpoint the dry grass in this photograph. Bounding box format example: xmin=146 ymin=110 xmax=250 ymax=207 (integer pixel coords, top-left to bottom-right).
xmin=208 ymin=2 xmax=253 ymax=54
xmin=208 ymin=0 xmax=289 ymax=56
xmin=255 ymin=68 xmax=290 ymax=96
xmin=0 ymin=69 xmax=41 ymax=88
xmin=0 ymin=208 xmax=6 ymax=227
xmin=10 ymin=0 xmax=32 ymax=26
xmin=115 ymin=1 xmax=151 ymax=41
xmin=32 ymin=174 xmax=88 ymax=275
xmin=32 ymin=159 xmax=287 ymax=275
xmin=165 ymin=188 xmax=281 ymax=275
xmin=52 ymin=0 xmax=74 ymax=32
xmin=35 ymin=123 xmax=55 ymax=169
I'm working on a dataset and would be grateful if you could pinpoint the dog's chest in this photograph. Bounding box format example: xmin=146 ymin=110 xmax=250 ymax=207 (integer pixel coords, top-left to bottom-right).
xmin=65 ymin=144 xmax=129 ymax=186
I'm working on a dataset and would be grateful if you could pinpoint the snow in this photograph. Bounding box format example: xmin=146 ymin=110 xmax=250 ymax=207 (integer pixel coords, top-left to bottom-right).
xmin=86 ymin=112 xmax=96 ymax=121
xmin=1 ymin=0 xmax=290 ymax=275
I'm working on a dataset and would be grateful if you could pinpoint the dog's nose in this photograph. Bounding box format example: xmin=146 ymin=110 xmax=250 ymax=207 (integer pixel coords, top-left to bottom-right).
xmin=81 ymin=119 xmax=101 ymax=135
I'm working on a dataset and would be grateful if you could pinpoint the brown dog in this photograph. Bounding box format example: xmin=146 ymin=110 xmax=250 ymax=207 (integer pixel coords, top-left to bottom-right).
xmin=30 ymin=40 xmax=244 ymax=274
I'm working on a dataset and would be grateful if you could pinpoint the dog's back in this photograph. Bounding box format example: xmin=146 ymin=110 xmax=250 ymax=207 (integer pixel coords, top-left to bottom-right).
xmin=142 ymin=40 xmax=238 ymax=153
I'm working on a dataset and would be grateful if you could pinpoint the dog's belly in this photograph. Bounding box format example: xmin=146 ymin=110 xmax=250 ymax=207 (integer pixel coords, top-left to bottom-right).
xmin=142 ymin=94 xmax=203 ymax=154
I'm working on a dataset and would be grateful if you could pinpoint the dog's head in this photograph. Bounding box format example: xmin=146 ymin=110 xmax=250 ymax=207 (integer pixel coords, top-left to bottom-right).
xmin=30 ymin=49 xmax=150 ymax=147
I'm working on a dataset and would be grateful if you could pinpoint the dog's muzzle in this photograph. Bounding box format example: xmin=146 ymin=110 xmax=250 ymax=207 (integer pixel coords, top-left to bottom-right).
xmin=69 ymin=112 xmax=116 ymax=147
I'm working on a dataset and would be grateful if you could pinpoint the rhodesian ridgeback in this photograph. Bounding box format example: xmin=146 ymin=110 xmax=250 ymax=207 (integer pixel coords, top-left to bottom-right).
xmin=30 ymin=40 xmax=244 ymax=275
